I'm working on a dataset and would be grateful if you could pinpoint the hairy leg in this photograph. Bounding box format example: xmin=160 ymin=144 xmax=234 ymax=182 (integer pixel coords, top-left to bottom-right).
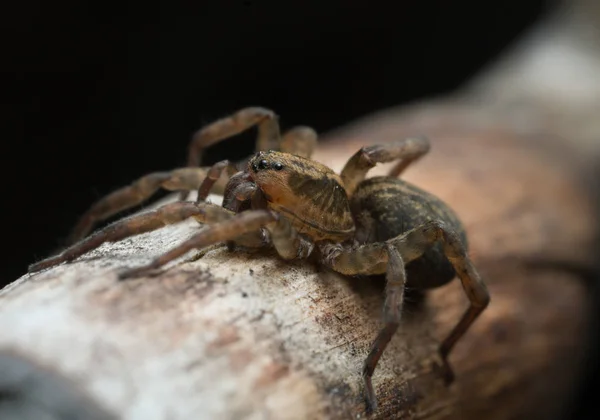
xmin=320 ymin=242 xmax=405 ymax=412
xmin=364 ymin=246 xmax=406 ymax=412
xmin=221 ymin=174 xmax=270 ymax=249
xmin=29 ymin=202 xmax=235 ymax=273
xmin=187 ymin=108 xmax=319 ymax=168
xmin=266 ymin=215 xmax=314 ymax=260
xmin=340 ymin=137 xmax=430 ymax=195
xmin=385 ymin=221 xmax=490 ymax=378
xmin=195 ymin=160 xmax=266 ymax=250
xmin=67 ymin=167 xmax=219 ymax=244
xmin=220 ymin=179 xmax=308 ymax=256
xmin=280 ymin=126 xmax=318 ymax=159
xmin=179 ymin=107 xmax=278 ymax=201
xmin=222 ymin=172 xmax=257 ymax=212
xmin=322 ymin=220 xmax=489 ymax=409
xmin=187 ymin=107 xmax=279 ymax=169
xmin=183 ymin=108 xmax=319 ymax=199
xmin=118 ymin=210 xmax=278 ymax=279
xmin=195 ymin=160 xmax=238 ymax=204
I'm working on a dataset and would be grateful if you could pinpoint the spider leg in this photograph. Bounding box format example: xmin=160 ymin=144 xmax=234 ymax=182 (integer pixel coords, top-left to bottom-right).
xmin=385 ymin=221 xmax=490 ymax=381
xmin=29 ymin=202 xmax=235 ymax=273
xmin=179 ymin=107 xmax=280 ymax=201
xmin=67 ymin=167 xmax=220 ymax=245
xmin=195 ymin=160 xmax=238 ymax=203
xmin=280 ymin=126 xmax=318 ymax=158
xmin=187 ymin=108 xmax=320 ymax=168
xmin=186 ymin=107 xmax=280 ymax=169
xmin=340 ymin=137 xmax=430 ymax=195
xmin=363 ymin=246 xmax=406 ymax=413
xmin=321 ymin=220 xmax=489 ymax=410
xmin=267 ymin=216 xmax=314 ymax=259
xmin=221 ymin=175 xmax=268 ymax=249
xmin=221 ymin=179 xmax=309 ymax=257
xmin=223 ymin=173 xmax=266 ymax=214
xmin=319 ymin=241 xmax=394 ymax=412
xmin=183 ymin=107 xmax=320 ymax=196
xmin=118 ymin=210 xmax=277 ymax=279
xmin=196 ymin=161 xmax=265 ymax=249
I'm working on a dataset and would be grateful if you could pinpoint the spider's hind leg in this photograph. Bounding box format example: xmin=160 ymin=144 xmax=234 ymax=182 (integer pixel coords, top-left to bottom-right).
xmin=321 ymin=219 xmax=489 ymax=411
xmin=384 ymin=221 xmax=490 ymax=379
xmin=363 ymin=246 xmax=406 ymax=413
xmin=319 ymin=241 xmax=404 ymax=412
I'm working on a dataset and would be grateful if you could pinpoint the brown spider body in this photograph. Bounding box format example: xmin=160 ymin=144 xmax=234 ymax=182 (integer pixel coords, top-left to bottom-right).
xmin=28 ymin=107 xmax=489 ymax=413
xmin=248 ymin=151 xmax=355 ymax=242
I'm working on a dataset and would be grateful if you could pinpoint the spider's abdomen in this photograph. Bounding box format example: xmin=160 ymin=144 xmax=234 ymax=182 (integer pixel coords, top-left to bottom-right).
xmin=350 ymin=176 xmax=468 ymax=289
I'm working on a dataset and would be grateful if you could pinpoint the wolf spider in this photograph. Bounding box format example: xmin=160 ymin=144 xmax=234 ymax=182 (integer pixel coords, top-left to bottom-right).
xmin=29 ymin=107 xmax=490 ymax=412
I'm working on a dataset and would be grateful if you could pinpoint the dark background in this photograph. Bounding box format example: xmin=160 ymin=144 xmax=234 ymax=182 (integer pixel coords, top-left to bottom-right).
xmin=2 ymin=0 xmax=549 ymax=282
xmin=2 ymin=1 xmax=598 ymax=419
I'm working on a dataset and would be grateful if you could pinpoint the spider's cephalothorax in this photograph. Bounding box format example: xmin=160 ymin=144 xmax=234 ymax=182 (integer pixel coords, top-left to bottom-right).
xmin=28 ymin=107 xmax=489 ymax=413
xmin=248 ymin=151 xmax=355 ymax=243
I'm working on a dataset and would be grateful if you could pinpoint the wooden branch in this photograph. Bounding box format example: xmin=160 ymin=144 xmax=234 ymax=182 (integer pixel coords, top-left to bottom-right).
xmin=1 ymin=124 xmax=597 ymax=419
xmin=2 ymin=3 xmax=600 ymax=418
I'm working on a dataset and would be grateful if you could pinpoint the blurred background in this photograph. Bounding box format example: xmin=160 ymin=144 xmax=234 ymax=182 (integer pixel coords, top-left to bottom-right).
xmin=1 ymin=0 xmax=549 ymax=282
xmin=2 ymin=0 xmax=598 ymax=418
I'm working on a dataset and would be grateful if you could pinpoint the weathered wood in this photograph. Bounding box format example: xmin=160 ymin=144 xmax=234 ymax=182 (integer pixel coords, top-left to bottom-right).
xmin=1 ymin=125 xmax=597 ymax=419
xmin=2 ymin=2 xmax=600 ymax=418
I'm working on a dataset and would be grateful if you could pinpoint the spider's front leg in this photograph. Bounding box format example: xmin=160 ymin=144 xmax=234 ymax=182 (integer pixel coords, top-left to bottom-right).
xmin=69 ymin=108 xmax=318 ymax=244
xmin=186 ymin=107 xmax=280 ymax=169
xmin=193 ymin=160 xmax=238 ymax=204
xmin=69 ymin=107 xmax=277 ymax=243
xmin=187 ymin=107 xmax=318 ymax=169
xmin=28 ymin=202 xmax=236 ymax=273
xmin=118 ymin=201 xmax=316 ymax=279
xmin=321 ymin=220 xmax=489 ymax=412
xmin=117 ymin=210 xmax=279 ymax=279
xmin=67 ymin=166 xmax=234 ymax=245
xmin=182 ymin=107 xmax=318 ymax=201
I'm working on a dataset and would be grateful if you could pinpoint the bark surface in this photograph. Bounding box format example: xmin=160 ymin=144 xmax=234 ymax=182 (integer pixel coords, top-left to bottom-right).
xmin=1 ymin=126 xmax=597 ymax=419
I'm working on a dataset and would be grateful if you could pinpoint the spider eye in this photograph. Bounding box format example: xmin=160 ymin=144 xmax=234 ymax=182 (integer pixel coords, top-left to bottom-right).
xmin=258 ymin=159 xmax=269 ymax=170
xmin=273 ymin=162 xmax=283 ymax=171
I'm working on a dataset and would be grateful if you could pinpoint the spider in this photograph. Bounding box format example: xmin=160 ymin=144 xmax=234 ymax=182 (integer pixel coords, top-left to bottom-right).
xmin=28 ymin=107 xmax=490 ymax=412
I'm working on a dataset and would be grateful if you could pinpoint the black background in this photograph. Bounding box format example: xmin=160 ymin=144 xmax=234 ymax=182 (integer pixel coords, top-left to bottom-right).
xmin=2 ymin=0 xmax=548 ymax=282
xmin=2 ymin=1 xmax=598 ymax=419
